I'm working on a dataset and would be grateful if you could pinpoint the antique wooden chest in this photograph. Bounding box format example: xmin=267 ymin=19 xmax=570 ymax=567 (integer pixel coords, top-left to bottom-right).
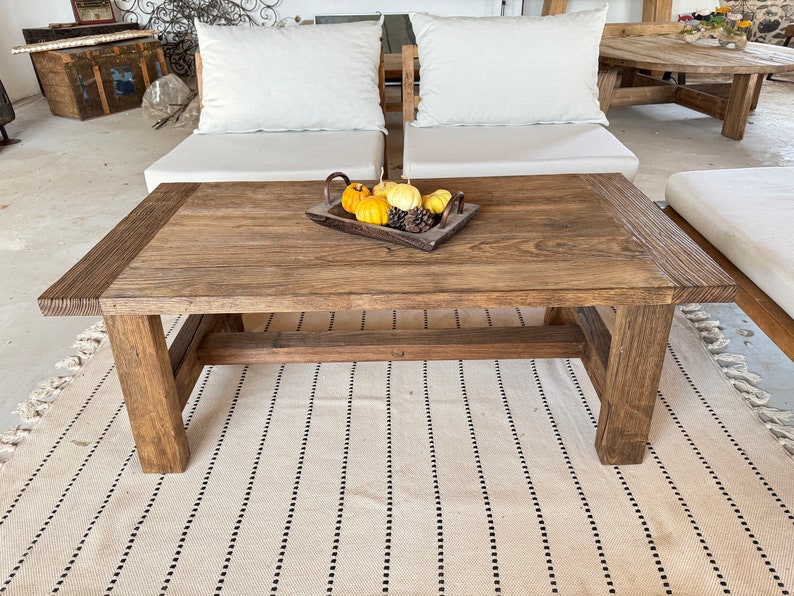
xmin=22 ymin=23 xmax=139 ymax=45
xmin=30 ymin=38 xmax=167 ymax=120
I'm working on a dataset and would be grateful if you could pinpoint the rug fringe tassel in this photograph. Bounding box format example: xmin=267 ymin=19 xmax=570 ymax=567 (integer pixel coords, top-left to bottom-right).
xmin=679 ymin=304 xmax=793 ymax=459
xmin=55 ymin=320 xmax=107 ymax=371
xmin=0 ymin=320 xmax=106 ymax=467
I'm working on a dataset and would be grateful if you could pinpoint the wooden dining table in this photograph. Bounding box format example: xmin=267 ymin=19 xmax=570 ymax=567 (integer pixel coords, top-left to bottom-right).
xmin=598 ymin=35 xmax=794 ymax=139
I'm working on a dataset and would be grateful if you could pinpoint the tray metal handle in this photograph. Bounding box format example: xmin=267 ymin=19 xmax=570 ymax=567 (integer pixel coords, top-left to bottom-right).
xmin=437 ymin=192 xmax=465 ymax=230
xmin=323 ymin=171 xmax=351 ymax=206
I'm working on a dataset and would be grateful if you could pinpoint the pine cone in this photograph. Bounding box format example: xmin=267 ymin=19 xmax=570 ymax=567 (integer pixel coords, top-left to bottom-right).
xmin=387 ymin=207 xmax=406 ymax=230
xmin=403 ymin=207 xmax=436 ymax=233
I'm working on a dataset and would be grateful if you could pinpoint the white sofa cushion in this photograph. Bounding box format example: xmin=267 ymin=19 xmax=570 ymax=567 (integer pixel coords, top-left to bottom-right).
xmin=402 ymin=123 xmax=639 ymax=181
xmin=144 ymin=130 xmax=385 ymax=192
xmin=665 ymin=167 xmax=794 ymax=318
xmin=409 ymin=8 xmax=608 ymax=127
xmin=194 ymin=20 xmax=385 ymax=134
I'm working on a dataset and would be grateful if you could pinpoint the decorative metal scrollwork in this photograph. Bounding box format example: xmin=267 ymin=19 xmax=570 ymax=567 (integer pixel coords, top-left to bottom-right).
xmin=113 ymin=0 xmax=282 ymax=76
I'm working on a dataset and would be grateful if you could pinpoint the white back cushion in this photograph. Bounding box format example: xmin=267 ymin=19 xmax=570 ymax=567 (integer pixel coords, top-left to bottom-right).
xmin=410 ymin=7 xmax=608 ymax=127
xmin=195 ymin=20 xmax=385 ymax=134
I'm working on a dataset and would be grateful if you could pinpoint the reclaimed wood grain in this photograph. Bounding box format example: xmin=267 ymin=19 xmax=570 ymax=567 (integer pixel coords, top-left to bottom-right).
xmin=197 ymin=326 xmax=586 ymax=365
xmin=595 ymin=304 xmax=675 ymax=464
xmin=642 ymin=0 xmax=673 ymax=22
xmin=603 ymin=22 xmax=680 ymax=38
xmin=38 ymin=183 xmax=198 ymax=316
xmin=599 ymin=36 xmax=794 ymax=139
xmin=169 ymin=313 xmax=234 ymax=409
xmin=545 ymin=306 xmax=611 ymax=400
xmin=402 ymin=44 xmax=419 ymax=125
xmin=600 ymin=36 xmax=794 ymax=75
xmin=583 ymin=174 xmax=736 ymax=305
xmin=722 ymin=73 xmax=758 ymax=140
xmin=100 ymin=175 xmax=712 ymax=316
xmin=104 ymin=314 xmax=189 ymax=473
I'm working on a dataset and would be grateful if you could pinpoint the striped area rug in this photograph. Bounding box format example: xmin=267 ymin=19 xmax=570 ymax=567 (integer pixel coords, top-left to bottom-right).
xmin=1 ymin=307 xmax=792 ymax=595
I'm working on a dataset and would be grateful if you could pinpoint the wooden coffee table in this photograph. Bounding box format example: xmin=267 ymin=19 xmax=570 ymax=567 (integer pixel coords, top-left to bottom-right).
xmin=598 ymin=35 xmax=794 ymax=139
xmin=39 ymin=174 xmax=736 ymax=473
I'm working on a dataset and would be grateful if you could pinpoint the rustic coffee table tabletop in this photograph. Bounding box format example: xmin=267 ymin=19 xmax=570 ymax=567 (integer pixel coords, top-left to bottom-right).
xmin=598 ymin=35 xmax=794 ymax=139
xmin=39 ymin=174 xmax=736 ymax=473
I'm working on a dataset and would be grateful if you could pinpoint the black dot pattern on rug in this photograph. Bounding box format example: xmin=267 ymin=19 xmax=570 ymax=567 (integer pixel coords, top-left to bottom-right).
xmin=270 ymin=364 xmax=319 ymax=594
xmin=667 ymin=342 xmax=794 ymax=525
xmin=5 ymin=308 xmax=792 ymax=594
xmin=0 ymin=365 xmax=115 ymax=529
xmin=530 ymin=359 xmax=616 ymax=594
xmin=662 ymin=338 xmax=790 ymax=590
xmin=654 ymin=384 xmax=789 ymax=594
xmin=422 ymin=310 xmax=446 ymax=593
xmin=1 ymin=316 xmax=182 ymax=531
xmin=270 ymin=311 xmax=326 ymax=594
xmin=493 ymin=356 xmax=560 ymax=593
xmin=665 ymin=335 xmax=791 ymax=594
xmin=648 ymin=443 xmax=731 ymax=595
xmin=325 ymin=311 xmax=366 ymax=593
xmin=104 ymin=363 xmax=214 ymax=595
xmin=381 ymin=310 xmax=399 ymax=593
xmin=456 ymin=309 xmax=501 ymax=593
xmin=500 ymin=309 xmax=559 ymax=593
xmin=564 ymin=359 xmax=671 ymax=595
xmin=3 ymin=396 xmax=128 ymax=590
xmin=381 ymin=356 xmax=394 ymax=594
xmin=159 ymin=366 xmax=249 ymax=593
xmin=214 ymin=362 xmax=283 ymax=594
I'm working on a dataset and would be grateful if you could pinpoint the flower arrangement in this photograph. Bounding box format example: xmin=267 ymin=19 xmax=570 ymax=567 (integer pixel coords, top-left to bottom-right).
xmin=679 ymin=6 xmax=752 ymax=48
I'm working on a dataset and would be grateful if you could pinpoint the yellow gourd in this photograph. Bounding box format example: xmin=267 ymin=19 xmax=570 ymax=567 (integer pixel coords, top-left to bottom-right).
xmin=355 ymin=195 xmax=390 ymax=225
xmin=386 ymin=181 xmax=422 ymax=211
xmin=341 ymin=182 xmax=371 ymax=214
xmin=373 ymin=179 xmax=397 ymax=198
xmin=422 ymin=189 xmax=452 ymax=215
xmin=372 ymin=167 xmax=397 ymax=197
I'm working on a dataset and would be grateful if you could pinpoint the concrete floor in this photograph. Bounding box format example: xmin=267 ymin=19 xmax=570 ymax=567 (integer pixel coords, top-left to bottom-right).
xmin=1 ymin=76 xmax=792 ymax=439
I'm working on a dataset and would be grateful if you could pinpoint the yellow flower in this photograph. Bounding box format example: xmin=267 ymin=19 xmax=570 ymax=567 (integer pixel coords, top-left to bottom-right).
xmin=738 ymin=20 xmax=752 ymax=28
xmin=715 ymin=6 xmax=731 ymax=13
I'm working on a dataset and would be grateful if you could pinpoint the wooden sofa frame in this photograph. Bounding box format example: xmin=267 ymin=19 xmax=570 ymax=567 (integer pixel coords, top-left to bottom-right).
xmin=664 ymin=206 xmax=794 ymax=360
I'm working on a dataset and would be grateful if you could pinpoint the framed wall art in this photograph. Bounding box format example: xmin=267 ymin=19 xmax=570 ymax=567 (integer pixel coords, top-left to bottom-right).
xmin=71 ymin=0 xmax=116 ymax=25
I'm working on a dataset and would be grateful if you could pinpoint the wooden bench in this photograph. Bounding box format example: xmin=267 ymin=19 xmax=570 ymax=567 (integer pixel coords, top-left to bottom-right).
xmin=664 ymin=167 xmax=794 ymax=360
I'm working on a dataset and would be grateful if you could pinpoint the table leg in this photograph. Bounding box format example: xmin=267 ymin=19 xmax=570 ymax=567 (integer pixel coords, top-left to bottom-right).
xmin=104 ymin=314 xmax=190 ymax=473
xmin=618 ymin=66 xmax=639 ymax=88
xmin=750 ymin=72 xmax=764 ymax=110
xmin=597 ymin=65 xmax=619 ymax=114
xmin=721 ymin=73 xmax=759 ymax=140
xmin=594 ymin=304 xmax=674 ymax=465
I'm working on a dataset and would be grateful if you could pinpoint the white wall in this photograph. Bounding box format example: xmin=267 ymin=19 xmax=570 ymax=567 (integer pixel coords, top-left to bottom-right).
xmin=289 ymin=0 xmax=706 ymax=22
xmin=0 ymin=0 xmax=707 ymax=102
xmin=1 ymin=0 xmax=76 ymax=101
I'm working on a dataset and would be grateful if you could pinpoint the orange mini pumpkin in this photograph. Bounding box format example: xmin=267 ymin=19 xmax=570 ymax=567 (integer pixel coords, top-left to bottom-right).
xmin=355 ymin=195 xmax=390 ymax=226
xmin=341 ymin=182 xmax=371 ymax=214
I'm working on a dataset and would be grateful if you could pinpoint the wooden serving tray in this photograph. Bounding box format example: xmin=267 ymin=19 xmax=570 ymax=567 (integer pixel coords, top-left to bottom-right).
xmin=306 ymin=172 xmax=479 ymax=252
